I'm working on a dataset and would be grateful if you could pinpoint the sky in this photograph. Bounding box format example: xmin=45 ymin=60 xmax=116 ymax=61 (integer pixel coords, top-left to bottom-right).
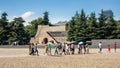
xmin=0 ymin=0 xmax=120 ymax=25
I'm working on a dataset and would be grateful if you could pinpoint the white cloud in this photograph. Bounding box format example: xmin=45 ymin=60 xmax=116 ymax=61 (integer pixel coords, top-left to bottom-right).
xmin=9 ymin=11 xmax=35 ymax=26
xmin=21 ymin=11 xmax=35 ymax=19
xmin=13 ymin=16 xmax=18 ymax=18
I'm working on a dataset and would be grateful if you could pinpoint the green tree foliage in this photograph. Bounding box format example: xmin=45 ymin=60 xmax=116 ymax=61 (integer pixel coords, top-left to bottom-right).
xmin=9 ymin=17 xmax=29 ymax=44
xmin=25 ymin=17 xmax=43 ymax=37
xmin=0 ymin=12 xmax=9 ymax=44
xmin=67 ymin=17 xmax=76 ymax=41
xmin=25 ymin=11 xmax=51 ymax=38
xmin=105 ymin=16 xmax=117 ymax=39
xmin=116 ymin=20 xmax=120 ymax=38
xmin=98 ymin=10 xmax=106 ymax=28
xmin=96 ymin=10 xmax=107 ymax=39
xmin=67 ymin=10 xmax=88 ymax=42
xmin=0 ymin=13 xmax=29 ymax=45
xmin=0 ymin=11 xmax=51 ymax=45
xmin=67 ymin=9 xmax=120 ymax=42
xmin=87 ymin=12 xmax=97 ymax=39
xmin=75 ymin=9 xmax=88 ymax=42
xmin=41 ymin=11 xmax=51 ymax=25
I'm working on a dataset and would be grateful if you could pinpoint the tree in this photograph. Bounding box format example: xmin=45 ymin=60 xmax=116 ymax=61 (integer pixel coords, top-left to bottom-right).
xmin=67 ymin=9 xmax=119 ymax=42
xmin=88 ymin=12 xmax=97 ymax=28
xmin=25 ymin=11 xmax=53 ymax=38
xmin=25 ymin=17 xmax=43 ymax=37
xmin=0 ymin=12 xmax=9 ymax=44
xmin=87 ymin=12 xmax=97 ymax=39
xmin=67 ymin=17 xmax=76 ymax=41
xmin=98 ymin=10 xmax=106 ymax=28
xmin=67 ymin=9 xmax=88 ymax=42
xmin=75 ymin=9 xmax=88 ymax=42
xmin=41 ymin=11 xmax=50 ymax=25
xmin=116 ymin=20 xmax=120 ymax=38
xmin=1 ymin=12 xmax=8 ymax=21
xmin=10 ymin=17 xmax=29 ymax=44
xmin=97 ymin=10 xmax=107 ymax=39
xmin=105 ymin=16 xmax=117 ymax=39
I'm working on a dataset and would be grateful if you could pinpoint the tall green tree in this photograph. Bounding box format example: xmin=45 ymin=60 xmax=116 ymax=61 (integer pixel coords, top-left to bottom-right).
xmin=105 ymin=16 xmax=117 ymax=39
xmin=67 ymin=10 xmax=88 ymax=42
xmin=41 ymin=11 xmax=50 ymax=25
xmin=98 ymin=10 xmax=106 ymax=28
xmin=67 ymin=9 xmax=120 ymax=42
xmin=87 ymin=12 xmax=97 ymax=39
xmin=116 ymin=20 xmax=120 ymax=38
xmin=0 ymin=12 xmax=9 ymax=44
xmin=88 ymin=12 xmax=97 ymax=28
xmin=67 ymin=17 xmax=76 ymax=41
xmin=10 ymin=17 xmax=29 ymax=44
xmin=75 ymin=9 xmax=88 ymax=42
xmin=97 ymin=10 xmax=107 ymax=39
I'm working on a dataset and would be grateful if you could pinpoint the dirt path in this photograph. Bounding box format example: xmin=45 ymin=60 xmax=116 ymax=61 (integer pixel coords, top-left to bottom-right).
xmin=0 ymin=48 xmax=120 ymax=57
xmin=0 ymin=48 xmax=120 ymax=68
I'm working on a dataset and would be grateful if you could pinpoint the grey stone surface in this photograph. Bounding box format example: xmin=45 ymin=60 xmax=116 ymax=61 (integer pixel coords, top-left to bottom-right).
xmin=91 ymin=39 xmax=120 ymax=48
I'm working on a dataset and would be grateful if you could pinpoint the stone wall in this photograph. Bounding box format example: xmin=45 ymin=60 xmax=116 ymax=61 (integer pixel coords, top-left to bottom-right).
xmin=30 ymin=25 xmax=66 ymax=44
xmin=91 ymin=39 xmax=120 ymax=48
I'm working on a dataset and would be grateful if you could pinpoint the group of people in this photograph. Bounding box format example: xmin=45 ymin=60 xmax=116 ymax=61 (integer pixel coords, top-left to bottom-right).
xmin=53 ymin=42 xmax=76 ymax=55
xmin=29 ymin=43 xmax=39 ymax=56
xmin=98 ymin=42 xmax=117 ymax=53
xmin=29 ymin=41 xmax=118 ymax=56
xmin=43 ymin=41 xmax=90 ymax=56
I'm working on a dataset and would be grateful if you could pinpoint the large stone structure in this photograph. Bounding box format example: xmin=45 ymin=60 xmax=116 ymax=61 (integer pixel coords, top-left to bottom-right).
xmin=30 ymin=25 xmax=66 ymax=44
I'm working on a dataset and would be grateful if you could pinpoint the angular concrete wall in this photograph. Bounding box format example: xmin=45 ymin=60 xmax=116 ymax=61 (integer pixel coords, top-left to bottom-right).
xmin=30 ymin=25 xmax=66 ymax=44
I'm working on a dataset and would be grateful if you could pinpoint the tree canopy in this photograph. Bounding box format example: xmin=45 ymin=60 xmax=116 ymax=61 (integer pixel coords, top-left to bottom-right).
xmin=67 ymin=9 xmax=119 ymax=42
xmin=0 ymin=10 xmax=120 ymax=45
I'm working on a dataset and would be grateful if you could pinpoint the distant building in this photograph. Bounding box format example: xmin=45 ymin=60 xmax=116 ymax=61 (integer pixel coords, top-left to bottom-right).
xmin=54 ymin=21 xmax=67 ymax=26
xmin=30 ymin=25 xmax=67 ymax=44
xmin=103 ymin=10 xmax=113 ymax=19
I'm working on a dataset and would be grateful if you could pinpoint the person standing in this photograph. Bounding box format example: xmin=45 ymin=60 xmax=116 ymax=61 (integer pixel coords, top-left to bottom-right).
xmin=107 ymin=44 xmax=110 ymax=53
xmin=78 ymin=44 xmax=82 ymax=54
xmin=78 ymin=41 xmax=83 ymax=54
xmin=54 ymin=43 xmax=59 ymax=55
xmin=114 ymin=42 xmax=117 ymax=53
xmin=65 ymin=43 xmax=70 ymax=55
xmin=29 ymin=43 xmax=32 ymax=55
xmin=62 ymin=43 xmax=66 ymax=55
xmin=86 ymin=44 xmax=89 ymax=54
xmin=83 ymin=45 xmax=86 ymax=54
xmin=48 ymin=43 xmax=52 ymax=55
xmin=34 ymin=43 xmax=39 ymax=56
xmin=70 ymin=43 xmax=75 ymax=55
xmin=98 ymin=42 xmax=102 ymax=53
xmin=48 ymin=41 xmax=54 ymax=55
xmin=30 ymin=43 xmax=35 ymax=55
xmin=44 ymin=44 xmax=48 ymax=55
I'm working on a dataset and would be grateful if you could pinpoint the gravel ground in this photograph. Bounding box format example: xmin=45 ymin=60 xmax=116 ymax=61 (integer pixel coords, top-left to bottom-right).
xmin=0 ymin=48 xmax=120 ymax=68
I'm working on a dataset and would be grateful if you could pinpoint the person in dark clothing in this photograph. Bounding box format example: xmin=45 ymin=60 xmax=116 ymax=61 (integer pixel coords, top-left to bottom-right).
xmin=83 ymin=45 xmax=86 ymax=54
xmin=30 ymin=43 xmax=35 ymax=55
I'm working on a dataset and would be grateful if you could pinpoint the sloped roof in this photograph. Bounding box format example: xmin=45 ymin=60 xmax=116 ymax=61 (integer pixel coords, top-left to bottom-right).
xmin=47 ymin=31 xmax=66 ymax=43
xmin=47 ymin=31 xmax=66 ymax=37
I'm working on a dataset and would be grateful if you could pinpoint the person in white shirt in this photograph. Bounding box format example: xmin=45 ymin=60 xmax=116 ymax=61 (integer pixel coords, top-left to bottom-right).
xmin=65 ymin=43 xmax=70 ymax=55
xmin=98 ymin=42 xmax=102 ymax=53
